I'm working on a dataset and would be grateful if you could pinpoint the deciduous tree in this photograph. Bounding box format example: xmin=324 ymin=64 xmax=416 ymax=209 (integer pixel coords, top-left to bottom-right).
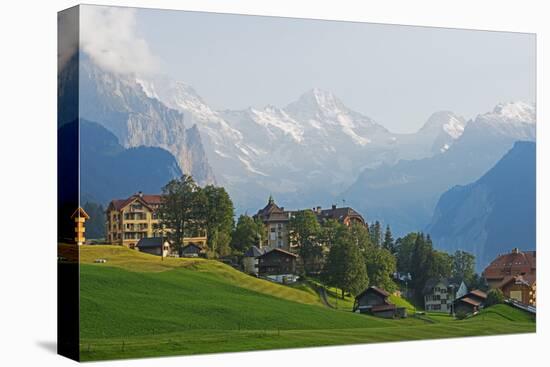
xmin=289 ymin=210 xmax=322 ymax=274
xmin=323 ymin=229 xmax=369 ymax=298
xmin=159 ymin=175 xmax=204 ymax=250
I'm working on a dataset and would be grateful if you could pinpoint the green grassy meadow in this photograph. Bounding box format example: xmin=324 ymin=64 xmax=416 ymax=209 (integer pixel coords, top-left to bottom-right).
xmin=70 ymin=245 xmax=535 ymax=361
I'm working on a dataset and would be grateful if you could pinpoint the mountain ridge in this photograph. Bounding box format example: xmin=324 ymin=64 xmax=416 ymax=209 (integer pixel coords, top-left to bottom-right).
xmin=426 ymin=141 xmax=536 ymax=270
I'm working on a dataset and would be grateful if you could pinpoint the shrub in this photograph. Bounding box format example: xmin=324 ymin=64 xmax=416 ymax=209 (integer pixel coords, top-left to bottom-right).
xmin=485 ymin=288 xmax=505 ymax=307
xmin=455 ymin=310 xmax=468 ymax=320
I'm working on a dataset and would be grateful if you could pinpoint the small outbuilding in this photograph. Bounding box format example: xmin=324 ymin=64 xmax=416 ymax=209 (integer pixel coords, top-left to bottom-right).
xmin=179 ymin=243 xmax=206 ymax=258
xmin=353 ymin=286 xmax=407 ymax=318
xmin=136 ymin=237 xmax=172 ymax=257
xmin=453 ymin=289 xmax=487 ymax=316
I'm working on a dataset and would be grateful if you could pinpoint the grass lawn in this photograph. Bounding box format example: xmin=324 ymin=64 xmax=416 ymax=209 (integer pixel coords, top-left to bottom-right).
xmin=70 ymin=245 xmax=535 ymax=361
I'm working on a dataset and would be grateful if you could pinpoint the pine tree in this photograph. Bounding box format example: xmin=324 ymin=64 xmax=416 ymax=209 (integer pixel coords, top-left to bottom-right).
xmin=370 ymin=221 xmax=382 ymax=247
xmin=382 ymin=225 xmax=395 ymax=253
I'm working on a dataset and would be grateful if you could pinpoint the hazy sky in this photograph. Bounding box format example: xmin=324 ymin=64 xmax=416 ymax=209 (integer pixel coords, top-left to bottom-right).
xmin=89 ymin=6 xmax=536 ymax=133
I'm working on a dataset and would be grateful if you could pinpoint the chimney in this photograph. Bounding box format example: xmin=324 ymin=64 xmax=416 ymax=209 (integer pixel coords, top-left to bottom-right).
xmin=138 ymin=191 xmax=143 ymax=198
xmin=316 ymin=206 xmax=322 ymax=213
xmin=332 ymin=204 xmax=336 ymax=210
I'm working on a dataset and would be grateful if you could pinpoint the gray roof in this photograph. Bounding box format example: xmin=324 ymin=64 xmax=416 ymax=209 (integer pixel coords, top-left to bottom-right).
xmin=244 ymin=246 xmax=265 ymax=257
xmin=136 ymin=237 xmax=167 ymax=249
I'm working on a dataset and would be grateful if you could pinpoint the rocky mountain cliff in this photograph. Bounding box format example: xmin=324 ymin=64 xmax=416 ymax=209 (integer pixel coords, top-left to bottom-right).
xmin=72 ymin=119 xmax=182 ymax=204
xmin=426 ymin=141 xmax=536 ymax=270
xmin=58 ymin=55 xmax=215 ymax=185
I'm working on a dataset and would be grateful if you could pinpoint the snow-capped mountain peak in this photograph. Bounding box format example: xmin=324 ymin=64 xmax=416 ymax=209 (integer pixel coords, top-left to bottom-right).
xmin=419 ymin=111 xmax=466 ymax=140
xmin=289 ymin=88 xmax=347 ymax=116
xmin=491 ymin=101 xmax=535 ymax=124
xmin=248 ymin=106 xmax=304 ymax=143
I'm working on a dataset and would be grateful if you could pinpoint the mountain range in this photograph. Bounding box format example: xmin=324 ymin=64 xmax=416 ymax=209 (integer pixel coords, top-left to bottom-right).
xmin=59 ymin=55 xmax=536 ymax=255
xmin=343 ymin=101 xmax=536 ymax=234
xmin=426 ymin=141 xmax=536 ymax=270
xmin=137 ymin=77 xmax=470 ymax=213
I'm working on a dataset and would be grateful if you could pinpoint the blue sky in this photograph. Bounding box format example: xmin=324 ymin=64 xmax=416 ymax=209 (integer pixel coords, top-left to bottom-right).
xmin=82 ymin=5 xmax=536 ymax=133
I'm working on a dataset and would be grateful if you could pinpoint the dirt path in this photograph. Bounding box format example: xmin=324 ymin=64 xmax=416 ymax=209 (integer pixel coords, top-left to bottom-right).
xmin=316 ymin=286 xmax=335 ymax=309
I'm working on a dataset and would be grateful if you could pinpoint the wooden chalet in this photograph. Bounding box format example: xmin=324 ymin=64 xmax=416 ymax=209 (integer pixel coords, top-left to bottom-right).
xmin=353 ymin=286 xmax=407 ymax=318
xmin=453 ymin=289 xmax=487 ymax=315
xmin=258 ymin=248 xmax=298 ymax=277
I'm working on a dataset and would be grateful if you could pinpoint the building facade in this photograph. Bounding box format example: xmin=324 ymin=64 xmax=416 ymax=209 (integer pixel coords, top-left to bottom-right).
xmin=423 ymin=278 xmax=456 ymax=313
xmin=254 ymin=196 xmax=292 ymax=250
xmin=106 ymin=192 xmax=207 ymax=249
xmin=253 ymin=196 xmax=366 ymax=251
xmin=482 ymin=248 xmax=536 ymax=306
xmin=71 ymin=207 xmax=90 ymax=245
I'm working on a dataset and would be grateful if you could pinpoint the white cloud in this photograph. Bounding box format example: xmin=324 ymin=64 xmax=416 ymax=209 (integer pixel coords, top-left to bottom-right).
xmin=79 ymin=6 xmax=159 ymax=75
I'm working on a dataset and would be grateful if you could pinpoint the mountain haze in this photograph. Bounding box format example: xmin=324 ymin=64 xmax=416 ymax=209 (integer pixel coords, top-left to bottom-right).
xmin=343 ymin=102 xmax=535 ymax=235
xmin=58 ymin=55 xmax=215 ymax=186
xmin=426 ymin=141 xmax=536 ymax=270
xmin=139 ymin=78 xmax=467 ymax=213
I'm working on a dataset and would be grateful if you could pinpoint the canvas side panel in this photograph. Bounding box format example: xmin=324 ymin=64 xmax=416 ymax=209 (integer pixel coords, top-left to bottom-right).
xmin=57 ymin=5 xmax=80 ymax=362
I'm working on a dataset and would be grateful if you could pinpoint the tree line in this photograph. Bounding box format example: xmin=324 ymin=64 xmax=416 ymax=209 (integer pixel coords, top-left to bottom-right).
xmin=158 ymin=176 xmax=483 ymax=307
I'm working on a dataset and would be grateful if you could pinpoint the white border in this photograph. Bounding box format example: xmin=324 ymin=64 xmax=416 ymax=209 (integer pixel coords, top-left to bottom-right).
xmin=0 ymin=1 xmax=547 ymax=366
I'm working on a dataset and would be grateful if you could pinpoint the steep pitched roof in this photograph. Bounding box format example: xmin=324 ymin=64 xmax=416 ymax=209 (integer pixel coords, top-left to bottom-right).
xmin=71 ymin=207 xmax=90 ymax=219
xmin=255 ymin=197 xmax=290 ymax=222
xmin=355 ymin=286 xmax=391 ymax=300
xmin=259 ymin=248 xmax=298 ymax=258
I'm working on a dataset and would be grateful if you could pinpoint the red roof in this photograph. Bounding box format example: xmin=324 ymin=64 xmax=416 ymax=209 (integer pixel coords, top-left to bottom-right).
xmin=459 ymin=297 xmax=481 ymax=307
xmin=483 ymin=248 xmax=536 ymax=280
xmin=469 ymin=289 xmax=487 ymax=300
xmin=109 ymin=193 xmax=162 ymax=211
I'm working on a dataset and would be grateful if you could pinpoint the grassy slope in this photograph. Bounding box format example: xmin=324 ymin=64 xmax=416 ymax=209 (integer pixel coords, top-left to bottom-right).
xmin=75 ymin=245 xmax=322 ymax=305
xmin=72 ymin=245 xmax=535 ymax=361
xmin=389 ymin=294 xmax=416 ymax=312
xmin=473 ymin=304 xmax=536 ymax=323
